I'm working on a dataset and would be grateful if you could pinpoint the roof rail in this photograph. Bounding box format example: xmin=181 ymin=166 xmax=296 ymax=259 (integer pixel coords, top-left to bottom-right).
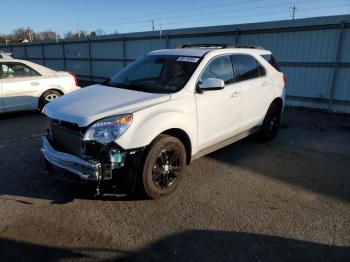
xmin=175 ymin=44 xmax=264 ymax=50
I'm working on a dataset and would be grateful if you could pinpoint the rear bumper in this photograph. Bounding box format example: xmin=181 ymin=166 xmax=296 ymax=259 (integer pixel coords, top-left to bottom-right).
xmin=41 ymin=136 xmax=101 ymax=181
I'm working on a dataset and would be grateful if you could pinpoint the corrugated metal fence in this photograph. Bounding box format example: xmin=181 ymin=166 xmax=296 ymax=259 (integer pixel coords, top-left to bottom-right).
xmin=1 ymin=14 xmax=350 ymax=112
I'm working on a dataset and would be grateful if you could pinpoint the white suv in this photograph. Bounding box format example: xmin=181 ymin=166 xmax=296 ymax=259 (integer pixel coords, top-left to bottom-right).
xmin=42 ymin=44 xmax=286 ymax=198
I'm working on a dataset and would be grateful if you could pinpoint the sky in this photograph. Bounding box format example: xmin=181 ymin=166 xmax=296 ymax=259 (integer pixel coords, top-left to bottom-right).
xmin=1 ymin=0 xmax=349 ymax=36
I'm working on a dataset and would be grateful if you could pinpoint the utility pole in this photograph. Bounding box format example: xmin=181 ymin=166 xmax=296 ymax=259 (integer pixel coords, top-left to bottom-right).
xmin=151 ymin=19 xmax=155 ymax=31
xmin=159 ymin=18 xmax=162 ymax=40
xmin=78 ymin=24 xmax=81 ymax=38
xmin=290 ymin=5 xmax=297 ymax=20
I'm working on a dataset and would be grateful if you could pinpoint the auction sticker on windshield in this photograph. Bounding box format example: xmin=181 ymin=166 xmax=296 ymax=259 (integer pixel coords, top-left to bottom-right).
xmin=176 ymin=57 xmax=200 ymax=63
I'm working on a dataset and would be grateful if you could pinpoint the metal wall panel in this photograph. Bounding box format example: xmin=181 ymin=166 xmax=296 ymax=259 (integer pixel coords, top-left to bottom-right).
xmin=91 ymin=41 xmax=123 ymax=59
xmin=26 ymin=46 xmax=42 ymax=58
xmin=66 ymin=60 xmax=90 ymax=75
xmin=2 ymin=14 xmax=350 ymax=112
xmin=340 ymin=29 xmax=350 ymax=62
xmin=168 ymin=35 xmax=235 ymax=49
xmin=126 ymin=39 xmax=166 ymax=59
xmin=65 ymin=43 xmax=89 ymax=58
xmin=282 ymin=66 xmax=333 ymax=99
xmin=12 ymin=46 xmax=25 ymax=58
xmin=45 ymin=60 xmax=64 ymax=71
xmin=334 ymin=68 xmax=350 ymax=101
xmin=240 ymin=30 xmax=338 ymax=62
xmin=91 ymin=61 xmax=123 ymax=78
xmin=44 ymin=45 xmax=63 ymax=58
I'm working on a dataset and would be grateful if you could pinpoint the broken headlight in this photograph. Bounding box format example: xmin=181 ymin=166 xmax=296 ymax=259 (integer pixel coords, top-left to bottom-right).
xmin=83 ymin=114 xmax=133 ymax=144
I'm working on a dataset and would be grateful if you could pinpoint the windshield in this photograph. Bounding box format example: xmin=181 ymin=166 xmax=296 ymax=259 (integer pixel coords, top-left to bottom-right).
xmin=107 ymin=55 xmax=201 ymax=94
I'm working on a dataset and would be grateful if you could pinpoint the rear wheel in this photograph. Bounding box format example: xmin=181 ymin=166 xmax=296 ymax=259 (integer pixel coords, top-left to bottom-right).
xmin=257 ymin=103 xmax=281 ymax=142
xmin=139 ymin=135 xmax=186 ymax=199
xmin=39 ymin=90 xmax=62 ymax=111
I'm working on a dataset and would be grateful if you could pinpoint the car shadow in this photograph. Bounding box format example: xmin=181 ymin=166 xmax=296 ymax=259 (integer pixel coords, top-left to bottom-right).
xmin=1 ymin=230 xmax=349 ymax=261
xmin=204 ymin=132 xmax=350 ymax=203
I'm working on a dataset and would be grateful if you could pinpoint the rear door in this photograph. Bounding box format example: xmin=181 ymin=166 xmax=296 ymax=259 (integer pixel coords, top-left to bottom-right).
xmin=232 ymin=54 xmax=273 ymax=131
xmin=0 ymin=62 xmax=43 ymax=111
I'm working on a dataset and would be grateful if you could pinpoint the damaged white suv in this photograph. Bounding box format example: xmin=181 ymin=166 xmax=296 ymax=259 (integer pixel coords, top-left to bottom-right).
xmin=42 ymin=44 xmax=286 ymax=198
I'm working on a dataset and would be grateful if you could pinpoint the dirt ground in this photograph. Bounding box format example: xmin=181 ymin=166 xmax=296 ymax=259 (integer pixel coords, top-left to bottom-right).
xmin=0 ymin=108 xmax=349 ymax=261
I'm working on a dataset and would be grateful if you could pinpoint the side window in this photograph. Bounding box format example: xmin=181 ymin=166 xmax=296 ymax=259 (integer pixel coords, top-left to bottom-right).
xmin=200 ymin=56 xmax=234 ymax=85
xmin=0 ymin=63 xmax=40 ymax=79
xmin=261 ymin=54 xmax=281 ymax=72
xmin=234 ymin=55 xmax=264 ymax=82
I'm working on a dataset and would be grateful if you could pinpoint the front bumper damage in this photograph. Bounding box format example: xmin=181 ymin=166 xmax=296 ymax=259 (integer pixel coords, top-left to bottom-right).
xmin=41 ymin=136 xmax=101 ymax=181
xmin=41 ymin=135 xmax=138 ymax=196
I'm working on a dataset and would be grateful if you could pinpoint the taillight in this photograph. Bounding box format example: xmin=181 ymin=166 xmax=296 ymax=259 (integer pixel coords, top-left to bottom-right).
xmin=69 ymin=72 xmax=78 ymax=86
xmin=282 ymin=74 xmax=287 ymax=86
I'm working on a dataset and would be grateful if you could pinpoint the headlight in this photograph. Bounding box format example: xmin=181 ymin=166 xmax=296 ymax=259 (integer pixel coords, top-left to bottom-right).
xmin=83 ymin=114 xmax=133 ymax=144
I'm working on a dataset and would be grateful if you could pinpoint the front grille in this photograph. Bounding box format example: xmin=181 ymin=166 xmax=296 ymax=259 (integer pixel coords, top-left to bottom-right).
xmin=49 ymin=122 xmax=83 ymax=157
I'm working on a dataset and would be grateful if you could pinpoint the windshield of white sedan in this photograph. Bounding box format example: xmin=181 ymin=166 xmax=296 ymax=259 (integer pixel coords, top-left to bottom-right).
xmin=108 ymin=55 xmax=201 ymax=93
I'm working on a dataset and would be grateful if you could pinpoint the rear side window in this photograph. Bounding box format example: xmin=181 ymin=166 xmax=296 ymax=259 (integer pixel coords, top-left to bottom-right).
xmin=233 ymin=55 xmax=263 ymax=82
xmin=261 ymin=54 xmax=281 ymax=72
xmin=0 ymin=63 xmax=40 ymax=79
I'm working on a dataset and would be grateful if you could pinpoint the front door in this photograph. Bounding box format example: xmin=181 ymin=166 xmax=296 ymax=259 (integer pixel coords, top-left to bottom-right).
xmin=0 ymin=62 xmax=42 ymax=111
xmin=195 ymin=55 xmax=242 ymax=152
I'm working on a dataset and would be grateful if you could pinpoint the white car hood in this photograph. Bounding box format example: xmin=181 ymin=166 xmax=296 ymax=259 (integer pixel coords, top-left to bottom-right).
xmin=43 ymin=84 xmax=170 ymax=127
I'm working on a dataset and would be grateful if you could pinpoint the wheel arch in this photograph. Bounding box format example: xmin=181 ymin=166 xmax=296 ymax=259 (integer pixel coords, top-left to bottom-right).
xmin=38 ymin=88 xmax=64 ymax=108
xmin=271 ymin=97 xmax=283 ymax=112
xmin=160 ymin=128 xmax=192 ymax=165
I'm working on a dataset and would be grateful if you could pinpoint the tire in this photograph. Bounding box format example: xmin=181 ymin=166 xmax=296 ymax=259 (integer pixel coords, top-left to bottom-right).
xmin=38 ymin=90 xmax=62 ymax=111
xmin=257 ymin=103 xmax=281 ymax=142
xmin=139 ymin=134 xmax=186 ymax=199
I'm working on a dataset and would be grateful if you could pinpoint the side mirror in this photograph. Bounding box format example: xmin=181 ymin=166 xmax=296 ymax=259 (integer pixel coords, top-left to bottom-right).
xmin=198 ymin=78 xmax=225 ymax=91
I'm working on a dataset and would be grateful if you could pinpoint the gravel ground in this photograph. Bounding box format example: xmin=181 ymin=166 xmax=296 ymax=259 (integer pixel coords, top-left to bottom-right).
xmin=0 ymin=108 xmax=349 ymax=262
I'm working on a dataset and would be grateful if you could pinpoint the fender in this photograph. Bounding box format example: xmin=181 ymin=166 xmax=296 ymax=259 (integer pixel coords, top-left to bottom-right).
xmin=116 ymin=109 xmax=197 ymax=154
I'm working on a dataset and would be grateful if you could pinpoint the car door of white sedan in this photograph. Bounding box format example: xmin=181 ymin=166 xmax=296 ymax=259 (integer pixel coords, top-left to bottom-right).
xmin=0 ymin=62 xmax=43 ymax=111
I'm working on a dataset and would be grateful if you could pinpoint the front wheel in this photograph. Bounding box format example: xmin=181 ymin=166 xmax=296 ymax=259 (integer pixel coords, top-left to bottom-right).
xmin=140 ymin=135 xmax=186 ymax=199
xmin=38 ymin=90 xmax=62 ymax=111
xmin=256 ymin=103 xmax=281 ymax=142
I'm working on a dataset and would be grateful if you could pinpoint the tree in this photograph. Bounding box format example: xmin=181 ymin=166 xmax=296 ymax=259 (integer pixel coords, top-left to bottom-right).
xmin=37 ymin=30 xmax=60 ymax=41
xmin=96 ymin=29 xmax=106 ymax=36
xmin=13 ymin=27 xmax=36 ymax=42
xmin=64 ymin=30 xmax=87 ymax=39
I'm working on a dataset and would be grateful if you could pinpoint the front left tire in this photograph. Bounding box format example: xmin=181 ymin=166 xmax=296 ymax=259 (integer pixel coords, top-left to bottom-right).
xmin=139 ymin=134 xmax=187 ymax=199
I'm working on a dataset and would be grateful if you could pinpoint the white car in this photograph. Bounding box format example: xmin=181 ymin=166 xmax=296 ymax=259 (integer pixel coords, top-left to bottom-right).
xmin=0 ymin=58 xmax=80 ymax=113
xmin=42 ymin=44 xmax=286 ymax=198
xmin=0 ymin=52 xmax=14 ymax=59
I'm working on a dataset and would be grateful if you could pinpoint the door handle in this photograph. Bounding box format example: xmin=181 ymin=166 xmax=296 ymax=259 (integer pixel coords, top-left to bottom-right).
xmin=231 ymin=91 xmax=241 ymax=98
xmin=31 ymin=82 xmax=40 ymax=86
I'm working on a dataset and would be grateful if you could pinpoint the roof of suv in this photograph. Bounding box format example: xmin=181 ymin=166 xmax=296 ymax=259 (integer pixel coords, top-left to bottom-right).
xmin=150 ymin=46 xmax=271 ymax=57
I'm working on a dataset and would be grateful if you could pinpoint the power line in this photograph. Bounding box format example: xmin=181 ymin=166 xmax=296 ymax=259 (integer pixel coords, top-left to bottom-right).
xmin=101 ymin=0 xmax=344 ymax=31
xmin=118 ymin=3 xmax=348 ymax=33
xmin=87 ymin=0 xmax=321 ymax=30
xmin=79 ymin=0 xmax=261 ymax=27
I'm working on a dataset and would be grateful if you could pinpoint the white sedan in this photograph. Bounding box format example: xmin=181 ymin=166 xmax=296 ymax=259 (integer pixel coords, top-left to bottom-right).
xmin=0 ymin=57 xmax=80 ymax=113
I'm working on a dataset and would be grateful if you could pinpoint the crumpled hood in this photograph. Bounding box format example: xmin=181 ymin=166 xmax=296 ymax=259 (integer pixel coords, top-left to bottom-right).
xmin=43 ymin=84 xmax=170 ymax=127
